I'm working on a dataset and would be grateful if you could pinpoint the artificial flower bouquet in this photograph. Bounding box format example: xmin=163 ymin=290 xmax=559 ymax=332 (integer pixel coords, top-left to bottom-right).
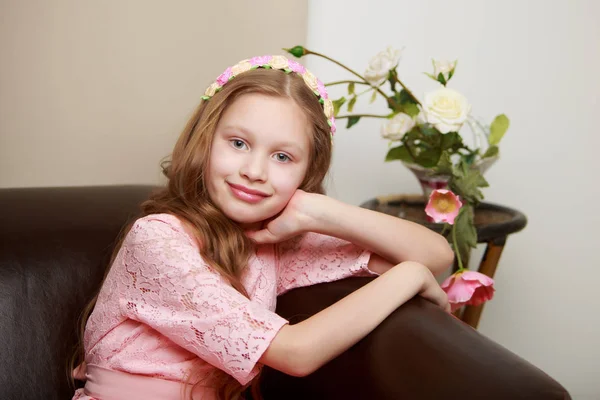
xmin=285 ymin=45 xmax=510 ymax=288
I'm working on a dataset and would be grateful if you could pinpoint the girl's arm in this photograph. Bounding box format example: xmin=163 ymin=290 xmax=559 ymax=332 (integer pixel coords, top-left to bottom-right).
xmin=260 ymin=261 xmax=448 ymax=377
xmin=249 ymin=191 xmax=454 ymax=276
xmin=311 ymin=194 xmax=454 ymax=275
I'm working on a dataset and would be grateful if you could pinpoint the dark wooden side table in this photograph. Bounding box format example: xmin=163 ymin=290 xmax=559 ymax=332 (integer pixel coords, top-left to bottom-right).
xmin=360 ymin=194 xmax=527 ymax=329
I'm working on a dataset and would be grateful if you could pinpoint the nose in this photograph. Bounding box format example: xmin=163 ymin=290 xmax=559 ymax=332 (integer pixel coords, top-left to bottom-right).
xmin=240 ymin=154 xmax=267 ymax=182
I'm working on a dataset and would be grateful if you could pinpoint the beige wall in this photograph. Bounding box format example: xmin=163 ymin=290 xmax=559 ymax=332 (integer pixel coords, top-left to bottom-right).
xmin=0 ymin=0 xmax=308 ymax=188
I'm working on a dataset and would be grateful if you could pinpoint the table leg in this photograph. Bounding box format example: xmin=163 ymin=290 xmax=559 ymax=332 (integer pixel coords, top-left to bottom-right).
xmin=461 ymin=236 xmax=507 ymax=329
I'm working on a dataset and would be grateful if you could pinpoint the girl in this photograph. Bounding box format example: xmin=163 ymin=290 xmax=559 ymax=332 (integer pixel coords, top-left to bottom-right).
xmin=71 ymin=55 xmax=453 ymax=400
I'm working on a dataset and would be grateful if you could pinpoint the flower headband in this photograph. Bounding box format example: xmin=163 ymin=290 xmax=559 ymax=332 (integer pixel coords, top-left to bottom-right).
xmin=202 ymin=55 xmax=336 ymax=138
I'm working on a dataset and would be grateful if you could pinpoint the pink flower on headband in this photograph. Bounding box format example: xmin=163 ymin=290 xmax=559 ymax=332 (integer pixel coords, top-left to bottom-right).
xmin=317 ymin=79 xmax=328 ymax=99
xmin=250 ymin=55 xmax=273 ymax=66
xmin=217 ymin=67 xmax=233 ymax=86
xmin=288 ymin=60 xmax=306 ymax=74
xmin=330 ymin=118 xmax=337 ymax=135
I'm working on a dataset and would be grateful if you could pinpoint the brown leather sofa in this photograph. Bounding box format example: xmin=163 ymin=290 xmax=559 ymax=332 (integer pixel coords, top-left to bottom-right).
xmin=0 ymin=185 xmax=571 ymax=399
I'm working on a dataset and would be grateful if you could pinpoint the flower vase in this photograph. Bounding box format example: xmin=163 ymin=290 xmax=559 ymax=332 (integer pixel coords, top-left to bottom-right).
xmin=402 ymin=162 xmax=451 ymax=200
xmin=403 ymin=156 xmax=499 ymax=200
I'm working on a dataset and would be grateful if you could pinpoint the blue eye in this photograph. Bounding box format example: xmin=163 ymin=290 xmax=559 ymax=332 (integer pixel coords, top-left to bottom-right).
xmin=230 ymin=139 xmax=247 ymax=150
xmin=274 ymin=153 xmax=290 ymax=163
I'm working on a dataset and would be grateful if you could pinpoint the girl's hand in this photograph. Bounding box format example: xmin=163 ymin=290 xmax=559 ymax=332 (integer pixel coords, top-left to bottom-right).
xmin=414 ymin=263 xmax=451 ymax=312
xmin=245 ymin=190 xmax=321 ymax=244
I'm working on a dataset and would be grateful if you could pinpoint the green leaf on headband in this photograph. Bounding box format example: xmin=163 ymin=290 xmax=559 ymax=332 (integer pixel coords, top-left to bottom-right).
xmin=347 ymin=96 xmax=357 ymax=113
xmin=283 ymin=46 xmax=306 ymax=58
xmin=332 ymin=97 xmax=347 ymax=116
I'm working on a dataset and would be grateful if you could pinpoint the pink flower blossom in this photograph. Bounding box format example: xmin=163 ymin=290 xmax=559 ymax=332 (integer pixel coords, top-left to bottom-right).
xmin=288 ymin=60 xmax=306 ymax=74
xmin=330 ymin=118 xmax=336 ymax=135
xmin=317 ymin=79 xmax=328 ymax=99
xmin=425 ymin=189 xmax=462 ymax=224
xmin=250 ymin=55 xmax=272 ymax=66
xmin=216 ymin=67 xmax=233 ymax=86
xmin=441 ymin=270 xmax=495 ymax=312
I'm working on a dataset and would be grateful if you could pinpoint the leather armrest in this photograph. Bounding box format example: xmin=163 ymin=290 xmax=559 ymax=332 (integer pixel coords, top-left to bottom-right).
xmin=261 ymin=277 xmax=570 ymax=400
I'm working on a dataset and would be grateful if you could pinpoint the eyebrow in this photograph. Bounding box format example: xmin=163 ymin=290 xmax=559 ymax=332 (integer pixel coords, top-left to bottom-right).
xmin=221 ymin=125 xmax=304 ymax=154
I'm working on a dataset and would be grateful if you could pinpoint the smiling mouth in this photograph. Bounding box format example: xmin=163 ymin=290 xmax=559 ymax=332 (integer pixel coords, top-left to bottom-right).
xmin=227 ymin=182 xmax=270 ymax=204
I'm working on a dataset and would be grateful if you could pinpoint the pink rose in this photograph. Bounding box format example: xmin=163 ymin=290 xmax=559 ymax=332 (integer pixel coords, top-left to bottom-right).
xmin=216 ymin=67 xmax=233 ymax=86
xmin=425 ymin=189 xmax=462 ymax=224
xmin=288 ymin=60 xmax=306 ymax=74
xmin=316 ymin=79 xmax=328 ymax=99
xmin=250 ymin=55 xmax=273 ymax=67
xmin=441 ymin=270 xmax=495 ymax=312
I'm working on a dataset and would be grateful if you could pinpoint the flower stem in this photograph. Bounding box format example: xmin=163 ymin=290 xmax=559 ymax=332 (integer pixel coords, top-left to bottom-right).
xmin=452 ymin=216 xmax=465 ymax=271
xmin=391 ymin=75 xmax=422 ymax=106
xmin=335 ymin=114 xmax=389 ymax=119
xmin=325 ymin=80 xmax=370 ymax=87
xmin=304 ymin=49 xmax=400 ymax=110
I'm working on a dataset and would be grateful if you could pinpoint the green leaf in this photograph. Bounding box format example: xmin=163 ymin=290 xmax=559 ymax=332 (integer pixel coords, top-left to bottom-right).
xmin=346 ymin=116 xmax=360 ymax=129
xmin=332 ymin=97 xmax=347 ymax=116
xmin=385 ymin=145 xmax=414 ymax=162
xmin=347 ymin=96 xmax=357 ymax=113
xmin=369 ymin=90 xmax=377 ymax=104
xmin=441 ymin=132 xmax=460 ymax=149
xmin=463 ymin=152 xmax=477 ymax=165
xmin=453 ymin=206 xmax=477 ymax=266
xmin=399 ymin=89 xmax=417 ymax=105
xmin=450 ymin=165 xmax=489 ymax=205
xmin=420 ymin=124 xmax=440 ymax=137
xmin=348 ymin=82 xmax=355 ymax=95
xmin=482 ymin=145 xmax=499 ymax=158
xmin=437 ymin=72 xmax=447 ymax=86
xmin=415 ymin=147 xmax=442 ymax=168
xmin=434 ymin=151 xmax=453 ymax=175
xmin=403 ymin=103 xmax=420 ymax=117
xmin=283 ymin=46 xmax=306 ymax=58
xmin=489 ymin=114 xmax=509 ymax=145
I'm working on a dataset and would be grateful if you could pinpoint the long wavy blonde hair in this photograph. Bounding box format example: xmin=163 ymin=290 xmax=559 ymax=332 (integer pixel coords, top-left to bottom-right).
xmin=70 ymin=68 xmax=333 ymax=399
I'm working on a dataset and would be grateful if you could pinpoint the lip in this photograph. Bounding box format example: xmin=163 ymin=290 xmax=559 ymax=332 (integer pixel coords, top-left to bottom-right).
xmin=227 ymin=182 xmax=270 ymax=204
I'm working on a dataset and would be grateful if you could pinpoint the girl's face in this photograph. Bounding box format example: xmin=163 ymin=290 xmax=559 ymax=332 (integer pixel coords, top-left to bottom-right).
xmin=206 ymin=93 xmax=311 ymax=229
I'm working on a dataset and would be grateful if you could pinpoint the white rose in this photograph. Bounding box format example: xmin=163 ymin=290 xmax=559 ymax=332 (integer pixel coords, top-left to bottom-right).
xmin=381 ymin=113 xmax=415 ymax=141
xmin=433 ymin=59 xmax=456 ymax=82
xmin=422 ymin=87 xmax=471 ymax=134
xmin=364 ymin=46 xmax=402 ymax=86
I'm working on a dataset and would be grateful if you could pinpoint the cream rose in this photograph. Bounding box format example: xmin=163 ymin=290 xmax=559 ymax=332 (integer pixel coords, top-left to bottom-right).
xmin=381 ymin=113 xmax=415 ymax=141
xmin=231 ymin=60 xmax=252 ymax=76
xmin=269 ymin=55 xmax=289 ymax=70
xmin=433 ymin=59 xmax=456 ymax=82
xmin=302 ymin=70 xmax=319 ymax=91
xmin=422 ymin=87 xmax=471 ymax=134
xmin=364 ymin=46 xmax=402 ymax=86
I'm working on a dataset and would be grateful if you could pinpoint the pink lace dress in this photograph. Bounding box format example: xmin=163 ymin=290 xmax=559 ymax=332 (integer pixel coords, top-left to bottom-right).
xmin=72 ymin=213 xmax=376 ymax=399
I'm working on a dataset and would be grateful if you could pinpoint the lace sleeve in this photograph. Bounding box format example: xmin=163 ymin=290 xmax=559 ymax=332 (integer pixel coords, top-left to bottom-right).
xmin=276 ymin=232 xmax=377 ymax=296
xmin=118 ymin=215 xmax=288 ymax=385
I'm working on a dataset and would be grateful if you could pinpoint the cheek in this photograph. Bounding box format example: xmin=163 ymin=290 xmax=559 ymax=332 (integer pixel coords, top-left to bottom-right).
xmin=270 ymin=165 xmax=307 ymax=197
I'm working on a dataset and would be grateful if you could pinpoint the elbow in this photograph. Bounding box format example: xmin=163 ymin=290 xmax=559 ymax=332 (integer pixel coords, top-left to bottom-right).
xmin=264 ymin=326 xmax=317 ymax=378
xmin=431 ymin=237 xmax=455 ymax=275
xmin=284 ymin=342 xmax=318 ymax=377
